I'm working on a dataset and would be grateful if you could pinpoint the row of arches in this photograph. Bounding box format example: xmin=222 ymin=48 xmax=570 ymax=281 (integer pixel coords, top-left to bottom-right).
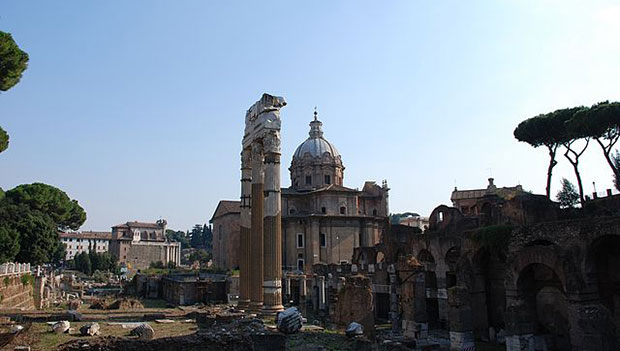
xmin=406 ymin=234 xmax=620 ymax=350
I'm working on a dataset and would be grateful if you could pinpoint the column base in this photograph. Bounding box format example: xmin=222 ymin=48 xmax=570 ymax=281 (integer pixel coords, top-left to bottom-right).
xmin=260 ymin=304 xmax=284 ymax=317
xmin=237 ymin=299 xmax=250 ymax=311
xmin=449 ymin=331 xmax=475 ymax=351
xmin=249 ymin=302 xmax=264 ymax=313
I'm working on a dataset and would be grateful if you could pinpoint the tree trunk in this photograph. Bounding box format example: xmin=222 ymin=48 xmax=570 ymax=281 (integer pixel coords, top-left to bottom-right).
xmin=545 ymin=145 xmax=558 ymax=199
xmin=564 ymin=138 xmax=590 ymax=205
xmin=595 ymin=137 xmax=620 ymax=182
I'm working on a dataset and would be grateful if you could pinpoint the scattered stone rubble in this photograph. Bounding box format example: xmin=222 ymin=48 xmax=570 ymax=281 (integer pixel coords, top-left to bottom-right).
xmin=276 ymin=307 xmax=303 ymax=334
xmin=80 ymin=322 xmax=101 ymax=336
xmin=129 ymin=324 xmax=154 ymax=340
xmin=52 ymin=321 xmax=70 ymax=334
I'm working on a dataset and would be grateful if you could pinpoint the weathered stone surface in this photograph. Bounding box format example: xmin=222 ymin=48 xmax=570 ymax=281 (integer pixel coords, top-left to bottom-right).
xmin=130 ymin=324 xmax=154 ymax=340
xmin=345 ymin=322 xmax=363 ymax=337
xmin=276 ymin=307 xmax=302 ymax=334
xmin=80 ymin=322 xmax=101 ymax=336
xmin=52 ymin=321 xmax=70 ymax=334
xmin=333 ymin=275 xmax=375 ymax=337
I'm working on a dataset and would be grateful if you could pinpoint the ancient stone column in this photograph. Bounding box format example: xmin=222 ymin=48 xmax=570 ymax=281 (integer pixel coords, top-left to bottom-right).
xmin=261 ymin=131 xmax=284 ymax=315
xmin=241 ymin=93 xmax=286 ymax=313
xmin=249 ymin=142 xmax=265 ymax=312
xmin=238 ymin=147 xmax=252 ymax=309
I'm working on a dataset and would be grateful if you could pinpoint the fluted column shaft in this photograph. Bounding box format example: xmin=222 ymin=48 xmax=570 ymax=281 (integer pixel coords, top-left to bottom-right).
xmin=238 ymin=147 xmax=252 ymax=309
xmin=249 ymin=142 xmax=265 ymax=312
xmin=261 ymin=135 xmax=284 ymax=315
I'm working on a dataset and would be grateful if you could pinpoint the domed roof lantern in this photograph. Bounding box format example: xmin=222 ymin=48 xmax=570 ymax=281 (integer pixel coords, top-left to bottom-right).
xmin=309 ymin=108 xmax=324 ymax=138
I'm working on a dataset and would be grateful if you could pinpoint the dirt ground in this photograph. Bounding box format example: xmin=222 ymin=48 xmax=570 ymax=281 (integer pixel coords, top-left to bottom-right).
xmin=3 ymin=320 xmax=197 ymax=351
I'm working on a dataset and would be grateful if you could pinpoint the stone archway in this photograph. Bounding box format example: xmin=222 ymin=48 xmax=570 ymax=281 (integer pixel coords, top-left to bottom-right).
xmin=584 ymin=235 xmax=620 ymax=349
xmin=416 ymin=249 xmax=439 ymax=329
xmin=516 ymin=263 xmax=570 ymax=351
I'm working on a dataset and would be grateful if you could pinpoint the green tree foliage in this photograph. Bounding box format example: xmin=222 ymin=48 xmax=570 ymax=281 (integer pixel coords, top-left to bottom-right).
xmin=3 ymin=183 xmax=86 ymax=230
xmin=557 ymin=107 xmax=590 ymax=204
xmin=188 ymin=224 xmax=213 ymax=251
xmin=74 ymin=251 xmax=118 ymax=275
xmin=0 ymin=127 xmax=8 ymax=154
xmin=514 ymin=113 xmax=566 ymax=198
xmin=472 ymin=225 xmax=514 ymax=252
xmin=573 ymin=101 xmax=620 ymax=181
xmin=0 ymin=31 xmax=29 ymax=91
xmin=149 ymin=261 xmax=165 ymax=269
xmin=188 ymin=249 xmax=211 ymax=264
xmin=0 ymin=31 xmax=29 ymax=155
xmin=74 ymin=252 xmax=92 ymax=275
xmin=556 ymin=178 xmax=579 ymax=208
xmin=165 ymin=229 xmax=190 ymax=249
xmin=0 ymin=226 xmax=20 ymax=262
xmin=0 ymin=183 xmax=86 ymax=264
xmin=203 ymin=224 xmax=213 ymax=252
xmin=389 ymin=212 xmax=420 ymax=225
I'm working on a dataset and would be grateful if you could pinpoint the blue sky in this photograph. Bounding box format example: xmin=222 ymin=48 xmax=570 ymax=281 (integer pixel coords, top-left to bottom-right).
xmin=1 ymin=1 xmax=620 ymax=231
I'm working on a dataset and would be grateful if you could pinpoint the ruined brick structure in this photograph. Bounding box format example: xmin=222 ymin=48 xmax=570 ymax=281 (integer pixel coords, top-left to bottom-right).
xmin=282 ymin=179 xmax=620 ymax=350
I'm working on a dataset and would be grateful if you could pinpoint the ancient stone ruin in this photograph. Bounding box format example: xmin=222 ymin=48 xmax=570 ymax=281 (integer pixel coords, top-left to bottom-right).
xmin=239 ymin=93 xmax=286 ymax=316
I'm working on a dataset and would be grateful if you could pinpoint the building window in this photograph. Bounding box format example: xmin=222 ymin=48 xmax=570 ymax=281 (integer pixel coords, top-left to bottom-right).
xmin=325 ymin=175 xmax=331 ymax=185
xmin=340 ymin=206 xmax=346 ymax=215
xmin=320 ymin=233 xmax=326 ymax=248
xmin=297 ymin=233 xmax=304 ymax=248
xmin=297 ymin=259 xmax=304 ymax=271
xmin=305 ymin=175 xmax=312 ymax=185
xmin=321 ymin=207 xmax=326 ymax=214
xmin=438 ymin=211 xmax=444 ymax=223
xmin=289 ymin=208 xmax=296 ymax=214
xmin=372 ymin=209 xmax=378 ymax=216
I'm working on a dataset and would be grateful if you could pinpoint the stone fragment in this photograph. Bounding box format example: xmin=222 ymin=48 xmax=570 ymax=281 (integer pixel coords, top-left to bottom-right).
xmin=14 ymin=346 xmax=30 ymax=351
xmin=345 ymin=322 xmax=364 ymax=337
xmin=79 ymin=322 xmax=100 ymax=336
xmin=276 ymin=307 xmax=303 ymax=334
xmin=130 ymin=323 xmax=154 ymax=340
xmin=154 ymin=319 xmax=175 ymax=324
xmin=52 ymin=320 xmax=70 ymax=334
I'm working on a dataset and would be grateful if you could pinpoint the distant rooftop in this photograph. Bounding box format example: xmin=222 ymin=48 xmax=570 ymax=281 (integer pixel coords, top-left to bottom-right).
xmin=59 ymin=231 xmax=112 ymax=240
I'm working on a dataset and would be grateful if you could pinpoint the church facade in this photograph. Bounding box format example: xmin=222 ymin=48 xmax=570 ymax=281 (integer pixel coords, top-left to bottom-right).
xmin=211 ymin=111 xmax=389 ymax=273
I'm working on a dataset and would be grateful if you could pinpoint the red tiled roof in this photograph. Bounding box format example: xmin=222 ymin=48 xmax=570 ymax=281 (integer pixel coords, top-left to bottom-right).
xmin=59 ymin=231 xmax=112 ymax=240
xmin=210 ymin=200 xmax=241 ymax=222
xmin=112 ymin=221 xmax=162 ymax=229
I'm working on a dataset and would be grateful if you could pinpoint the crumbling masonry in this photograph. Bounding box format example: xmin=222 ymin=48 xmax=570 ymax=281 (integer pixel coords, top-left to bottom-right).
xmin=239 ymin=94 xmax=286 ymax=315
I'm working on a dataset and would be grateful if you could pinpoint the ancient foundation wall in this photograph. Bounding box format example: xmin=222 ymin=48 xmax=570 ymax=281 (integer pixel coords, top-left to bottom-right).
xmin=0 ymin=274 xmax=35 ymax=310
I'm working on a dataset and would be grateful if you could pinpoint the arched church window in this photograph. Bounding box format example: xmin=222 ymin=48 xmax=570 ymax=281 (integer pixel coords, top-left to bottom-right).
xmin=340 ymin=207 xmax=346 ymax=215
xmin=305 ymin=175 xmax=312 ymax=185
xmin=325 ymin=175 xmax=331 ymax=185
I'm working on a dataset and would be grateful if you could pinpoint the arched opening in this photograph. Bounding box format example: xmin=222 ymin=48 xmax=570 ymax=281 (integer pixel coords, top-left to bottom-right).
xmin=445 ymin=246 xmax=460 ymax=288
xmin=468 ymin=248 xmax=507 ymax=341
xmin=417 ymin=249 xmax=439 ymax=329
xmin=589 ymin=235 xmax=620 ymax=343
xmin=517 ymin=263 xmax=570 ymax=351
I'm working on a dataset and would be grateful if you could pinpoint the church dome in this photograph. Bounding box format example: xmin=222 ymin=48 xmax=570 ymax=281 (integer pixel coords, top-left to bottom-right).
xmin=292 ymin=111 xmax=341 ymax=160
xmin=293 ymin=132 xmax=341 ymax=160
xmin=290 ymin=110 xmax=345 ymax=190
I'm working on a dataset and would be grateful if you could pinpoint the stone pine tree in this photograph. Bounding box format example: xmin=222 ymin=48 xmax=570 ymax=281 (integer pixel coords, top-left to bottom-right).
xmin=0 ymin=31 xmax=29 ymax=154
xmin=556 ymin=178 xmax=580 ymax=208
xmin=574 ymin=101 xmax=620 ymax=184
xmin=514 ymin=112 xmax=566 ymax=199
xmin=558 ymin=107 xmax=590 ymax=204
xmin=0 ymin=183 xmax=86 ymax=264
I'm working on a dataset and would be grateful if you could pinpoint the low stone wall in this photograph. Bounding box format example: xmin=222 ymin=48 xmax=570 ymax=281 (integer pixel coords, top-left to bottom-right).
xmin=0 ymin=273 xmax=35 ymax=310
